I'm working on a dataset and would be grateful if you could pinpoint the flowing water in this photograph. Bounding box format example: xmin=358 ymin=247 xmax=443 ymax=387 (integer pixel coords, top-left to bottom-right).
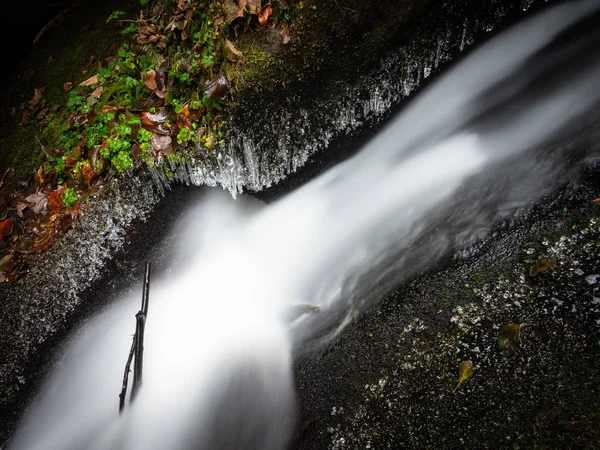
xmin=8 ymin=1 xmax=600 ymax=448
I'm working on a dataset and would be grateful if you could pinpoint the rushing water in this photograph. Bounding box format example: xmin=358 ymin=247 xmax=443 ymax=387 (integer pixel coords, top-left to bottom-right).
xmin=9 ymin=1 xmax=600 ymax=448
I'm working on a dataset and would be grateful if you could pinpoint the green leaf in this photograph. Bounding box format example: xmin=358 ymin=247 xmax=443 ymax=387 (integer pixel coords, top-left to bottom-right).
xmin=453 ymin=360 xmax=474 ymax=392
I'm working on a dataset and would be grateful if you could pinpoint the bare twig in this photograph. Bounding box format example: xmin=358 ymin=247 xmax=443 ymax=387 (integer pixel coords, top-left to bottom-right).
xmin=118 ymin=261 xmax=151 ymax=414
xmin=119 ymin=334 xmax=136 ymax=414
xmin=131 ymin=262 xmax=151 ymax=400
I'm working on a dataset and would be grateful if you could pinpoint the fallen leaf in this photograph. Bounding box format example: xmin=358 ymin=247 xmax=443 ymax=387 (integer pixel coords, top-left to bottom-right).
xmin=63 ymin=82 xmax=74 ymax=92
xmin=143 ymin=69 xmax=158 ymax=91
xmin=28 ymin=88 xmax=45 ymax=110
xmin=246 ymin=0 xmax=262 ymax=15
xmin=529 ymin=255 xmax=557 ymax=277
xmin=222 ymin=0 xmax=244 ymax=23
xmin=19 ymin=110 xmax=31 ymax=126
xmin=204 ymin=73 xmax=230 ymax=100
xmin=0 ymin=254 xmax=13 ymax=269
xmin=16 ymin=203 xmax=28 ymax=218
xmin=151 ymin=134 xmax=173 ymax=154
xmin=453 ymin=360 xmax=474 ymax=392
xmin=34 ymin=230 xmax=54 ymax=251
xmin=280 ymin=20 xmax=290 ymax=44
xmin=88 ymin=86 xmax=103 ymax=104
xmin=87 ymin=89 xmax=103 ymax=106
xmin=258 ymin=3 xmax=272 ymax=26
xmin=36 ymin=108 xmax=49 ymax=120
xmin=498 ymin=323 xmax=523 ymax=350
xmin=0 ymin=218 xmax=14 ymax=236
xmin=591 ymin=197 xmax=600 ymax=205
xmin=18 ymin=237 xmax=34 ymax=254
xmin=224 ymin=39 xmax=243 ymax=62
xmin=213 ymin=16 xmax=224 ymax=32
xmin=48 ymin=190 xmax=63 ymax=213
xmin=79 ymin=74 xmax=99 ymax=87
xmin=141 ymin=109 xmax=169 ymax=125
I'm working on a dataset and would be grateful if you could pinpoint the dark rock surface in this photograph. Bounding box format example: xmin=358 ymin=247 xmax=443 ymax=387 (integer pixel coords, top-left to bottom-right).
xmin=292 ymin=166 xmax=600 ymax=449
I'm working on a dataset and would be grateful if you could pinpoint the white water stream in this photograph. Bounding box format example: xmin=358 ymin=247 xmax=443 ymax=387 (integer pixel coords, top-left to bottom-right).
xmin=9 ymin=1 xmax=600 ymax=448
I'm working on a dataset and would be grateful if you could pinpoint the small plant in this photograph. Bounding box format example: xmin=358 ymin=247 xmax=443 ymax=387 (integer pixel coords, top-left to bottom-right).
xmin=106 ymin=10 xmax=126 ymax=23
xmin=62 ymin=187 xmax=78 ymax=207
xmin=177 ymin=128 xmax=192 ymax=145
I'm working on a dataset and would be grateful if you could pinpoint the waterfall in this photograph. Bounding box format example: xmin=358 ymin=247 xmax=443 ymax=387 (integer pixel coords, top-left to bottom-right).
xmin=9 ymin=1 xmax=600 ymax=448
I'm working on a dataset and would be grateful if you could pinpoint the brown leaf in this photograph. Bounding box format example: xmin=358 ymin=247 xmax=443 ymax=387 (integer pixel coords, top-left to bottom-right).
xmin=28 ymin=88 xmax=45 ymax=110
xmin=0 ymin=218 xmax=14 ymax=236
xmin=498 ymin=323 xmax=522 ymax=350
xmin=87 ymin=86 xmax=104 ymax=105
xmin=453 ymin=360 xmax=474 ymax=392
xmin=16 ymin=203 xmax=28 ymax=218
xmin=591 ymin=197 xmax=600 ymax=204
xmin=204 ymin=73 xmax=230 ymax=100
xmin=79 ymin=74 xmax=99 ymax=87
xmin=224 ymin=40 xmax=243 ymax=62
xmin=280 ymin=21 xmax=291 ymax=45
xmin=34 ymin=230 xmax=54 ymax=251
xmin=36 ymin=108 xmax=49 ymax=120
xmin=63 ymin=82 xmax=74 ymax=92
xmin=151 ymin=134 xmax=173 ymax=154
xmin=25 ymin=191 xmax=48 ymax=215
xmin=213 ymin=16 xmax=224 ymax=32
xmin=143 ymin=69 xmax=158 ymax=91
xmin=222 ymin=0 xmax=244 ymax=24
xmin=246 ymin=0 xmax=262 ymax=15
xmin=529 ymin=255 xmax=557 ymax=277
xmin=19 ymin=110 xmax=31 ymax=126
xmin=258 ymin=3 xmax=273 ymax=26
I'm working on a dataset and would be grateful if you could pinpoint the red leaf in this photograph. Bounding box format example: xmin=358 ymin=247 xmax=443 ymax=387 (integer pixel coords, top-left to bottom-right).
xmin=0 ymin=218 xmax=14 ymax=236
xmin=48 ymin=190 xmax=63 ymax=213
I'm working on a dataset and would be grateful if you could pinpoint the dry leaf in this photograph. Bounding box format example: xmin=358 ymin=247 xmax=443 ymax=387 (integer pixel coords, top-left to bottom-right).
xmin=224 ymin=40 xmax=243 ymax=62
xmin=280 ymin=21 xmax=290 ymax=45
xmin=258 ymin=3 xmax=273 ymax=26
xmin=246 ymin=0 xmax=262 ymax=15
xmin=16 ymin=203 xmax=28 ymax=218
xmin=498 ymin=323 xmax=523 ymax=350
xmin=151 ymin=134 xmax=173 ymax=154
xmin=79 ymin=74 xmax=99 ymax=87
xmin=529 ymin=255 xmax=557 ymax=277
xmin=453 ymin=360 xmax=474 ymax=392
xmin=87 ymin=86 xmax=103 ymax=105
xmin=63 ymin=82 xmax=74 ymax=92
xmin=204 ymin=73 xmax=230 ymax=100
xmin=143 ymin=69 xmax=158 ymax=91
xmin=25 ymin=191 xmax=48 ymax=215
xmin=48 ymin=190 xmax=63 ymax=213
xmin=29 ymin=88 xmax=45 ymax=110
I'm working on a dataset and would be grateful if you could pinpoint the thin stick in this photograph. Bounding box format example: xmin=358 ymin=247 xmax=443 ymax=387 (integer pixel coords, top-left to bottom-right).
xmin=118 ymin=261 xmax=151 ymax=414
xmin=119 ymin=336 xmax=136 ymax=414
xmin=131 ymin=262 xmax=151 ymax=400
